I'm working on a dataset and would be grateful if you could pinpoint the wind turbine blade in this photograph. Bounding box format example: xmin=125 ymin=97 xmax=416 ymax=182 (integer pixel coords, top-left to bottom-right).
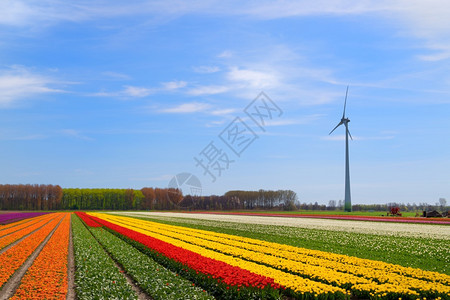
xmin=329 ymin=121 xmax=343 ymax=135
xmin=347 ymin=128 xmax=353 ymax=140
xmin=342 ymin=85 xmax=349 ymax=118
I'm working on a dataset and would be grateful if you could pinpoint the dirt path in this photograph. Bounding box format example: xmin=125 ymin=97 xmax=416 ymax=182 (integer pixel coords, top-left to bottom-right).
xmin=0 ymin=214 xmax=65 ymax=300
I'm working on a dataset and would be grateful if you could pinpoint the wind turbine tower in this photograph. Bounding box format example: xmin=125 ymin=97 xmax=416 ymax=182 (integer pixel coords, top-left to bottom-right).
xmin=329 ymin=86 xmax=353 ymax=212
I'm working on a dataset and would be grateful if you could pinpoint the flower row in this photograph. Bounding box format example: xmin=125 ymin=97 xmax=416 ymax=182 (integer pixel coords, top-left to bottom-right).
xmin=11 ymin=213 xmax=71 ymax=299
xmin=0 ymin=212 xmax=50 ymax=225
xmin=0 ymin=213 xmax=54 ymax=238
xmin=71 ymin=214 xmax=138 ymax=299
xmin=74 ymin=212 xmax=101 ymax=227
xmin=135 ymin=212 xmax=449 ymax=275
xmin=0 ymin=213 xmax=65 ymax=288
xmin=0 ymin=216 xmax=43 ymax=236
xmin=88 ymin=225 xmax=214 ymax=300
xmin=89 ymin=214 xmax=279 ymax=288
xmin=0 ymin=214 xmax=56 ymax=250
xmin=89 ymin=213 xmax=347 ymax=299
xmin=92 ymin=213 xmax=450 ymax=299
xmin=125 ymin=215 xmax=450 ymax=287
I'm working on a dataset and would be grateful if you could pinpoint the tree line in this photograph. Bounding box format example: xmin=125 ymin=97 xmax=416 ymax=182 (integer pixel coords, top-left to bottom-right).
xmin=0 ymin=185 xmax=184 ymax=211
xmin=224 ymin=190 xmax=298 ymax=210
xmin=0 ymin=184 xmax=298 ymax=211
xmin=1 ymin=184 xmax=445 ymax=212
xmin=0 ymin=184 xmax=63 ymax=210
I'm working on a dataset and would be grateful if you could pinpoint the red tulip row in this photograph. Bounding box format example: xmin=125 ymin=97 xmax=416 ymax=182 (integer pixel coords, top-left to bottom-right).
xmin=74 ymin=212 xmax=101 ymax=227
xmin=88 ymin=215 xmax=279 ymax=289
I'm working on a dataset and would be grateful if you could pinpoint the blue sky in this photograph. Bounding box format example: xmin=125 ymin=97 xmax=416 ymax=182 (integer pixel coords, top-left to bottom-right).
xmin=1 ymin=1 xmax=449 ymax=205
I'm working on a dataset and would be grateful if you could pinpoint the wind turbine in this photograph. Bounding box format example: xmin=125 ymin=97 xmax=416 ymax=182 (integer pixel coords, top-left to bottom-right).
xmin=329 ymin=86 xmax=353 ymax=212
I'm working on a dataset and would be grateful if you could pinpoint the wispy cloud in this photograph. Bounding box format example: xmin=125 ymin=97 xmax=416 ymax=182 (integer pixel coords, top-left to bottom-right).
xmin=157 ymin=102 xmax=238 ymax=116
xmin=123 ymin=85 xmax=153 ymax=97
xmin=102 ymin=71 xmax=131 ymax=80
xmin=159 ymin=102 xmax=212 ymax=114
xmin=393 ymin=1 xmax=450 ymax=61
xmin=227 ymin=67 xmax=280 ymax=89
xmin=60 ymin=129 xmax=93 ymax=141
xmin=187 ymin=85 xmax=229 ymax=96
xmin=193 ymin=66 xmax=220 ymax=73
xmin=265 ymin=115 xmax=325 ymax=127
xmin=93 ymin=80 xmax=186 ymax=99
xmin=322 ymin=134 xmax=395 ymax=141
xmin=0 ymin=66 xmax=64 ymax=107
xmin=3 ymin=0 xmax=449 ymax=63
xmin=210 ymin=108 xmax=237 ymax=116
xmin=218 ymin=50 xmax=233 ymax=58
xmin=162 ymin=80 xmax=187 ymax=90
xmin=93 ymin=85 xmax=153 ymax=98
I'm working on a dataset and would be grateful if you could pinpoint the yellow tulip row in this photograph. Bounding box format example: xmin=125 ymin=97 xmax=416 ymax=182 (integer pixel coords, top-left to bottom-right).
xmin=130 ymin=217 xmax=448 ymax=286
xmin=90 ymin=213 xmax=449 ymax=298
xmin=351 ymin=283 xmax=420 ymax=298
xmin=89 ymin=213 xmax=345 ymax=296
xmin=132 ymin=218 xmax=449 ymax=295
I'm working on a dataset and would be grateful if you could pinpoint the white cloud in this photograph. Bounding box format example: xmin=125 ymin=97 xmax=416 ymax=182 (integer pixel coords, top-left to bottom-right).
xmin=265 ymin=115 xmax=325 ymax=127
xmin=322 ymin=134 xmax=395 ymax=141
xmin=187 ymin=85 xmax=229 ymax=96
xmin=193 ymin=66 xmax=221 ymax=73
xmin=102 ymin=71 xmax=131 ymax=80
xmin=93 ymin=85 xmax=153 ymax=98
xmin=123 ymin=85 xmax=153 ymax=97
xmin=159 ymin=102 xmax=212 ymax=113
xmin=210 ymin=108 xmax=237 ymax=116
xmin=5 ymin=1 xmax=449 ymax=65
xmin=227 ymin=67 xmax=279 ymax=89
xmin=162 ymin=80 xmax=187 ymax=90
xmin=417 ymin=51 xmax=450 ymax=62
xmin=218 ymin=50 xmax=233 ymax=58
xmin=0 ymin=0 xmax=35 ymax=26
xmin=93 ymin=81 xmax=186 ymax=99
xmin=0 ymin=66 xmax=64 ymax=107
xmin=60 ymin=129 xmax=93 ymax=140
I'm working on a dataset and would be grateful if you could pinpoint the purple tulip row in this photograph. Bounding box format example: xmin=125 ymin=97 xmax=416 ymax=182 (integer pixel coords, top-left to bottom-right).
xmin=0 ymin=212 xmax=50 ymax=225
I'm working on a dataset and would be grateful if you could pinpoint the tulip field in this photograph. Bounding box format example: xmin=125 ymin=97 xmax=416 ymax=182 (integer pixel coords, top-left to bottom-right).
xmin=0 ymin=211 xmax=449 ymax=299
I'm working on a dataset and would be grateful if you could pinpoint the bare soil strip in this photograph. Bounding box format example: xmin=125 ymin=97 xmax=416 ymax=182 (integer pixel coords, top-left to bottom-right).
xmin=66 ymin=214 xmax=75 ymax=300
xmin=0 ymin=217 xmax=55 ymax=256
xmin=0 ymin=215 xmax=64 ymax=300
